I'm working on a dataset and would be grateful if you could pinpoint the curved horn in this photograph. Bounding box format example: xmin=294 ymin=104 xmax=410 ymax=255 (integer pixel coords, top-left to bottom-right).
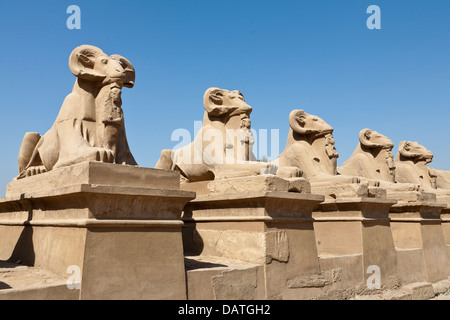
xmin=359 ymin=129 xmax=379 ymax=148
xmin=359 ymin=129 xmax=373 ymax=146
xmin=288 ymin=109 xmax=309 ymax=134
xmin=69 ymin=45 xmax=106 ymax=81
xmin=203 ymin=87 xmax=229 ymax=117
xmin=359 ymin=128 xmax=394 ymax=149
xmin=398 ymin=141 xmax=420 ymax=159
xmin=110 ymin=54 xmax=135 ymax=88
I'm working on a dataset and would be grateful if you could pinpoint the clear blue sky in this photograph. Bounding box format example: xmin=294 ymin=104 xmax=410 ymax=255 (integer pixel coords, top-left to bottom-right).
xmin=0 ymin=0 xmax=449 ymax=196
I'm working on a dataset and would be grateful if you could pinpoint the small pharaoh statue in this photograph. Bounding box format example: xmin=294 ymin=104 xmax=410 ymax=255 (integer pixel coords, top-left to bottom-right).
xmin=429 ymin=168 xmax=438 ymax=189
xmin=325 ymin=133 xmax=339 ymax=159
xmin=100 ymin=83 xmax=124 ymax=157
xmin=324 ymin=133 xmax=339 ymax=175
xmin=237 ymin=116 xmax=255 ymax=162
xmin=386 ymin=149 xmax=396 ymax=183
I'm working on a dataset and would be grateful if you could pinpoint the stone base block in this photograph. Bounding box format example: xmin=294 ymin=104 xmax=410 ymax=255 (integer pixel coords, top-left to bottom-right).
xmin=353 ymin=282 xmax=436 ymax=300
xmin=442 ymin=207 xmax=450 ymax=246
xmin=0 ymin=162 xmax=195 ymax=300
xmin=281 ymin=254 xmax=364 ymax=300
xmin=313 ymin=198 xmax=400 ymax=289
xmin=212 ymin=163 xmax=277 ymax=180
xmin=207 ymin=175 xmax=311 ymax=194
xmin=387 ymin=191 xmax=436 ymax=204
xmin=81 ymin=224 xmax=187 ymax=300
xmin=310 ymin=183 xmax=369 ymax=200
xmin=185 ymin=255 xmax=266 ymax=300
xmin=6 ymin=161 xmax=181 ymax=197
xmin=181 ymin=174 xmax=311 ymax=196
xmin=310 ymin=180 xmax=390 ymax=202
xmin=318 ymin=254 xmax=364 ymax=291
xmin=182 ymin=190 xmax=324 ymax=299
xmin=390 ymin=201 xmax=449 ymax=283
xmin=0 ymin=261 xmax=79 ymax=300
xmin=395 ymin=248 xmax=427 ymax=284
xmin=437 ymin=195 xmax=450 ymax=206
xmin=432 ymin=279 xmax=450 ymax=295
xmin=443 ymin=208 xmax=450 ymax=273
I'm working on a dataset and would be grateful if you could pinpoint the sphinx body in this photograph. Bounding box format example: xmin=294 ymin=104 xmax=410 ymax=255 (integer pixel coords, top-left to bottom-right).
xmin=17 ymin=45 xmax=137 ymax=179
xmin=395 ymin=141 xmax=436 ymax=189
xmin=394 ymin=141 xmax=450 ymax=204
xmin=435 ymin=170 xmax=450 ymax=190
xmin=339 ymin=129 xmax=395 ymax=183
xmin=337 ymin=130 xmax=425 ymax=194
xmin=155 ymin=88 xmax=268 ymax=182
xmin=276 ymin=110 xmax=359 ymax=185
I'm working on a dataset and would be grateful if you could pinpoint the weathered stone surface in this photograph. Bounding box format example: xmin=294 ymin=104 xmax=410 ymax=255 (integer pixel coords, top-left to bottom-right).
xmin=313 ymin=196 xmax=400 ymax=296
xmin=435 ymin=169 xmax=450 ymax=190
xmin=432 ymin=279 xmax=450 ymax=295
xmin=207 ymin=175 xmax=310 ymax=195
xmin=311 ymin=183 xmax=369 ymax=200
xmin=6 ymin=161 xmax=181 ymax=197
xmin=185 ymin=255 xmax=265 ymax=300
xmin=183 ymin=191 xmax=324 ymax=299
xmin=402 ymin=282 xmax=436 ymax=300
xmin=388 ymin=191 xmax=436 ymax=204
xmin=212 ymin=267 xmax=259 ymax=300
xmin=352 ymin=282 xmax=435 ymax=300
xmin=0 ymin=261 xmax=78 ymax=300
xmin=265 ymin=230 xmax=290 ymax=263
xmin=286 ymin=269 xmax=341 ymax=288
xmin=389 ymin=201 xmax=450 ymax=284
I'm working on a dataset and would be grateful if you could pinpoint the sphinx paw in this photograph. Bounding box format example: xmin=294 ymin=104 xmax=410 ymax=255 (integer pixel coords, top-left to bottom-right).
xmin=92 ymin=148 xmax=115 ymax=163
xmin=18 ymin=165 xmax=47 ymax=179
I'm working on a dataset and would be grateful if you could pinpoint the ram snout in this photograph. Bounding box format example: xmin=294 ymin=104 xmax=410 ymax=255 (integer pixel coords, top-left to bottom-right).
xmin=101 ymin=58 xmax=127 ymax=85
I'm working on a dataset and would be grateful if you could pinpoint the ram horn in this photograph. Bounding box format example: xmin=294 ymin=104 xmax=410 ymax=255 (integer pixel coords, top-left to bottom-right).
xmin=69 ymin=45 xmax=106 ymax=81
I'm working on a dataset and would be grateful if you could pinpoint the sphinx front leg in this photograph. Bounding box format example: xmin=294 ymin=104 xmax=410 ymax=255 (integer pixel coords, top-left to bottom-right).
xmin=54 ymin=144 xmax=115 ymax=169
xmin=16 ymin=129 xmax=58 ymax=179
xmin=53 ymin=119 xmax=115 ymax=169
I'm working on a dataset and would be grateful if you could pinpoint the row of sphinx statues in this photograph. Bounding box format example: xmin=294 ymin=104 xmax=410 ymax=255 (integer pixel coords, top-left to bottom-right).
xmin=14 ymin=45 xmax=450 ymax=202
xmin=154 ymin=87 xmax=450 ymax=197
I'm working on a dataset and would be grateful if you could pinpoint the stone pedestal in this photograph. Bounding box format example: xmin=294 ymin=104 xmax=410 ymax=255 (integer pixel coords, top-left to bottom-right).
xmin=313 ymin=197 xmax=400 ymax=292
xmin=389 ymin=200 xmax=449 ymax=284
xmin=0 ymin=161 xmax=195 ymax=300
xmin=182 ymin=189 xmax=325 ymax=299
xmin=442 ymin=206 xmax=450 ymax=267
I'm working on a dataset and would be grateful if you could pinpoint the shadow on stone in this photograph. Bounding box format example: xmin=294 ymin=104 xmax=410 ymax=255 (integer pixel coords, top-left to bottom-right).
xmin=0 ymin=282 xmax=12 ymax=290
xmin=184 ymin=257 xmax=227 ymax=271
xmin=7 ymin=216 xmax=35 ymax=267
xmin=182 ymin=220 xmax=205 ymax=256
